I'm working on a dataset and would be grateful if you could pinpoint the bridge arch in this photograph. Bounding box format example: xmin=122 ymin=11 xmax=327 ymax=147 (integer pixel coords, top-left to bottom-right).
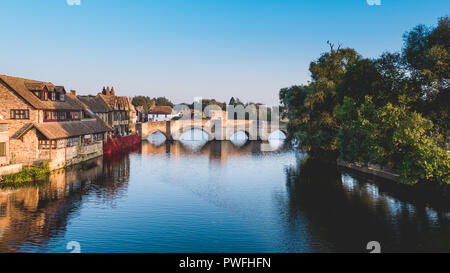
xmin=172 ymin=125 xmax=215 ymax=141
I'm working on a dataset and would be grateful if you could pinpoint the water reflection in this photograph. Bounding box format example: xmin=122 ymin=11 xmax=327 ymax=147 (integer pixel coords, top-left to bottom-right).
xmin=281 ymin=159 xmax=450 ymax=252
xmin=230 ymin=131 xmax=248 ymax=147
xmin=180 ymin=129 xmax=209 ymax=151
xmin=0 ymin=156 xmax=131 ymax=253
xmin=0 ymin=140 xmax=448 ymax=253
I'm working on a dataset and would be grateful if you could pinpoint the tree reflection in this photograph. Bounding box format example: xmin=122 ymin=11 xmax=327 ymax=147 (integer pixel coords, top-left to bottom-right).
xmin=280 ymin=157 xmax=450 ymax=253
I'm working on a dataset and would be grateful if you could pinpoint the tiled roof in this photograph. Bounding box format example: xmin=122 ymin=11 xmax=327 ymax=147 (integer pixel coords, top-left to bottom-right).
xmin=12 ymin=119 xmax=112 ymax=140
xmin=0 ymin=75 xmax=84 ymax=111
xmin=34 ymin=119 xmax=112 ymax=140
xmin=78 ymin=95 xmax=111 ymax=113
xmin=11 ymin=123 xmax=34 ymax=139
xmin=149 ymin=106 xmax=173 ymax=115
xmin=98 ymin=94 xmax=130 ymax=111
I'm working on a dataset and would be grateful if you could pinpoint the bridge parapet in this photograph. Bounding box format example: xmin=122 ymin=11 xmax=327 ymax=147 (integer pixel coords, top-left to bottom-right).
xmin=138 ymin=119 xmax=288 ymax=142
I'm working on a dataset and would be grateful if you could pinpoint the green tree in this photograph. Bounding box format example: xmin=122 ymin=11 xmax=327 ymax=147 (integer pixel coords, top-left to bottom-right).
xmin=132 ymin=96 xmax=154 ymax=112
xmin=402 ymin=16 xmax=450 ymax=137
xmin=337 ymin=96 xmax=450 ymax=185
xmin=280 ymin=45 xmax=361 ymax=161
xmin=154 ymin=97 xmax=174 ymax=108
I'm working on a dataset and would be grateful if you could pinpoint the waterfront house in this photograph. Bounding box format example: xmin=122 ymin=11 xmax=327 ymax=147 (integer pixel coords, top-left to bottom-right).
xmin=0 ymin=75 xmax=112 ymax=170
xmin=78 ymin=87 xmax=133 ymax=136
xmin=148 ymin=106 xmax=179 ymax=122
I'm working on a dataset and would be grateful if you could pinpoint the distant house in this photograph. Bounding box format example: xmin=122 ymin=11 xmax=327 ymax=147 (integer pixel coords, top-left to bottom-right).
xmin=148 ymin=106 xmax=179 ymax=122
xmin=0 ymin=75 xmax=112 ymax=169
xmin=78 ymin=87 xmax=132 ymax=136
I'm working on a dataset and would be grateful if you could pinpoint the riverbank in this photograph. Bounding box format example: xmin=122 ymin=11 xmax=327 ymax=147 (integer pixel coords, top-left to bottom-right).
xmin=0 ymin=161 xmax=50 ymax=187
xmin=337 ymin=161 xmax=450 ymax=210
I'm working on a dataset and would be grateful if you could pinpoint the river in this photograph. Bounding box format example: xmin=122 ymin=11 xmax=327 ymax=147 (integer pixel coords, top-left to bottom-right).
xmin=0 ymin=138 xmax=449 ymax=253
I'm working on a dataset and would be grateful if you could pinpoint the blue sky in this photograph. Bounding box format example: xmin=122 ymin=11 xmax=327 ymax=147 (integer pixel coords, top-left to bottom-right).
xmin=0 ymin=0 xmax=448 ymax=105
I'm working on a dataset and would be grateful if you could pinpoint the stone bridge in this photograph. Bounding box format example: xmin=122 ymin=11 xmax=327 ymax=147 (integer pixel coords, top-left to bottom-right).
xmin=136 ymin=119 xmax=287 ymax=141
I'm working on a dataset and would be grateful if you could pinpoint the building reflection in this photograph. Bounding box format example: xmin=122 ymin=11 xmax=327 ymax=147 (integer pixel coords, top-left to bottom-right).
xmin=0 ymin=155 xmax=131 ymax=253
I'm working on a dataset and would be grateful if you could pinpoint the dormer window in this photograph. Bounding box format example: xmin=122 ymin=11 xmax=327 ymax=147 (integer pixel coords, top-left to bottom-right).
xmin=33 ymin=91 xmax=41 ymax=99
xmin=42 ymin=89 xmax=48 ymax=101
xmin=50 ymin=92 xmax=56 ymax=101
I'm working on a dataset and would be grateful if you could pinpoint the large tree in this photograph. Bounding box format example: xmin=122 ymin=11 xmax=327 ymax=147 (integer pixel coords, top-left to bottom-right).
xmin=402 ymin=16 xmax=450 ymax=137
xmin=280 ymin=45 xmax=360 ymax=161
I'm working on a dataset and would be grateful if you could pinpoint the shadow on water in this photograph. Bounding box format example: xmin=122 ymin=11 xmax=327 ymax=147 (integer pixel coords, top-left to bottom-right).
xmin=282 ymin=158 xmax=450 ymax=253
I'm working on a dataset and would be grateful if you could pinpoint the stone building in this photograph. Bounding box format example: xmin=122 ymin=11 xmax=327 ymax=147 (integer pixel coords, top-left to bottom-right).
xmin=0 ymin=75 xmax=112 ymax=170
xmin=78 ymin=86 xmax=134 ymax=136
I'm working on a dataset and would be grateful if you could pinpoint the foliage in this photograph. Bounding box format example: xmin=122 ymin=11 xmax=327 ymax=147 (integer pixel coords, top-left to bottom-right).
xmin=1 ymin=161 xmax=50 ymax=186
xmin=337 ymin=97 xmax=450 ymax=185
xmin=154 ymin=97 xmax=174 ymax=108
xmin=402 ymin=16 xmax=450 ymax=137
xmin=280 ymin=17 xmax=449 ymax=185
xmin=280 ymin=46 xmax=360 ymax=161
xmin=132 ymin=96 xmax=154 ymax=112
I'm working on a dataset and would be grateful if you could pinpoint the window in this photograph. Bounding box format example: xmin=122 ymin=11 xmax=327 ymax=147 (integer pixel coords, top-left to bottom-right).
xmin=93 ymin=133 xmax=104 ymax=142
xmin=50 ymin=92 xmax=56 ymax=101
xmin=44 ymin=111 xmax=56 ymax=121
xmin=10 ymin=110 xmax=30 ymax=120
xmin=0 ymin=142 xmax=6 ymax=156
xmin=39 ymin=140 xmax=57 ymax=150
xmin=44 ymin=111 xmax=81 ymax=122
xmin=33 ymin=91 xmax=41 ymax=99
xmin=70 ymin=112 xmax=80 ymax=120
xmin=67 ymin=137 xmax=79 ymax=147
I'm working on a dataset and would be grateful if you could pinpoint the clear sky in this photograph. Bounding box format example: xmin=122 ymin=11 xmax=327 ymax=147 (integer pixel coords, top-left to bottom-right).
xmin=0 ymin=0 xmax=448 ymax=105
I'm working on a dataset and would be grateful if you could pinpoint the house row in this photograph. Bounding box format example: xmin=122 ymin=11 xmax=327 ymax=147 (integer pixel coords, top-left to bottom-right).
xmin=78 ymin=86 xmax=136 ymax=136
xmin=0 ymin=75 xmax=136 ymax=172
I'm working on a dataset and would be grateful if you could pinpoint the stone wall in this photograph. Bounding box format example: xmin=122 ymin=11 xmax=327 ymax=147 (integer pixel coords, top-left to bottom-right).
xmin=9 ymin=128 xmax=39 ymax=164
xmin=40 ymin=142 xmax=104 ymax=171
xmin=0 ymin=163 xmax=22 ymax=176
xmin=0 ymin=84 xmax=40 ymax=138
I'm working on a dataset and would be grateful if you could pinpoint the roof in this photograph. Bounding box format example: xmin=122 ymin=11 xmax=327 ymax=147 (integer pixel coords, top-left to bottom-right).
xmin=11 ymin=123 xmax=34 ymax=139
xmin=98 ymin=94 xmax=130 ymax=111
xmin=149 ymin=106 xmax=173 ymax=115
xmin=77 ymin=95 xmax=111 ymax=113
xmin=0 ymin=75 xmax=84 ymax=111
xmin=12 ymin=119 xmax=112 ymax=140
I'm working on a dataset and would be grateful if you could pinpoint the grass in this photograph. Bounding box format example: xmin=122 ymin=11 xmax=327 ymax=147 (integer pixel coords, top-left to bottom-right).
xmin=0 ymin=161 xmax=50 ymax=187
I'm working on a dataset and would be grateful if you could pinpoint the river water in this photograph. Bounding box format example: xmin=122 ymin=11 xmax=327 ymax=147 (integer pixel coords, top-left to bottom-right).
xmin=0 ymin=138 xmax=449 ymax=253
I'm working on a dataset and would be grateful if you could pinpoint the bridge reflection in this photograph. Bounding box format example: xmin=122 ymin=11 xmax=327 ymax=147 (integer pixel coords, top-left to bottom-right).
xmin=140 ymin=140 xmax=288 ymax=163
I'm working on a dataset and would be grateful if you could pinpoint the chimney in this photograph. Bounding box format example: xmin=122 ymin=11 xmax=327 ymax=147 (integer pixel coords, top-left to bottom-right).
xmin=70 ymin=90 xmax=77 ymax=96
